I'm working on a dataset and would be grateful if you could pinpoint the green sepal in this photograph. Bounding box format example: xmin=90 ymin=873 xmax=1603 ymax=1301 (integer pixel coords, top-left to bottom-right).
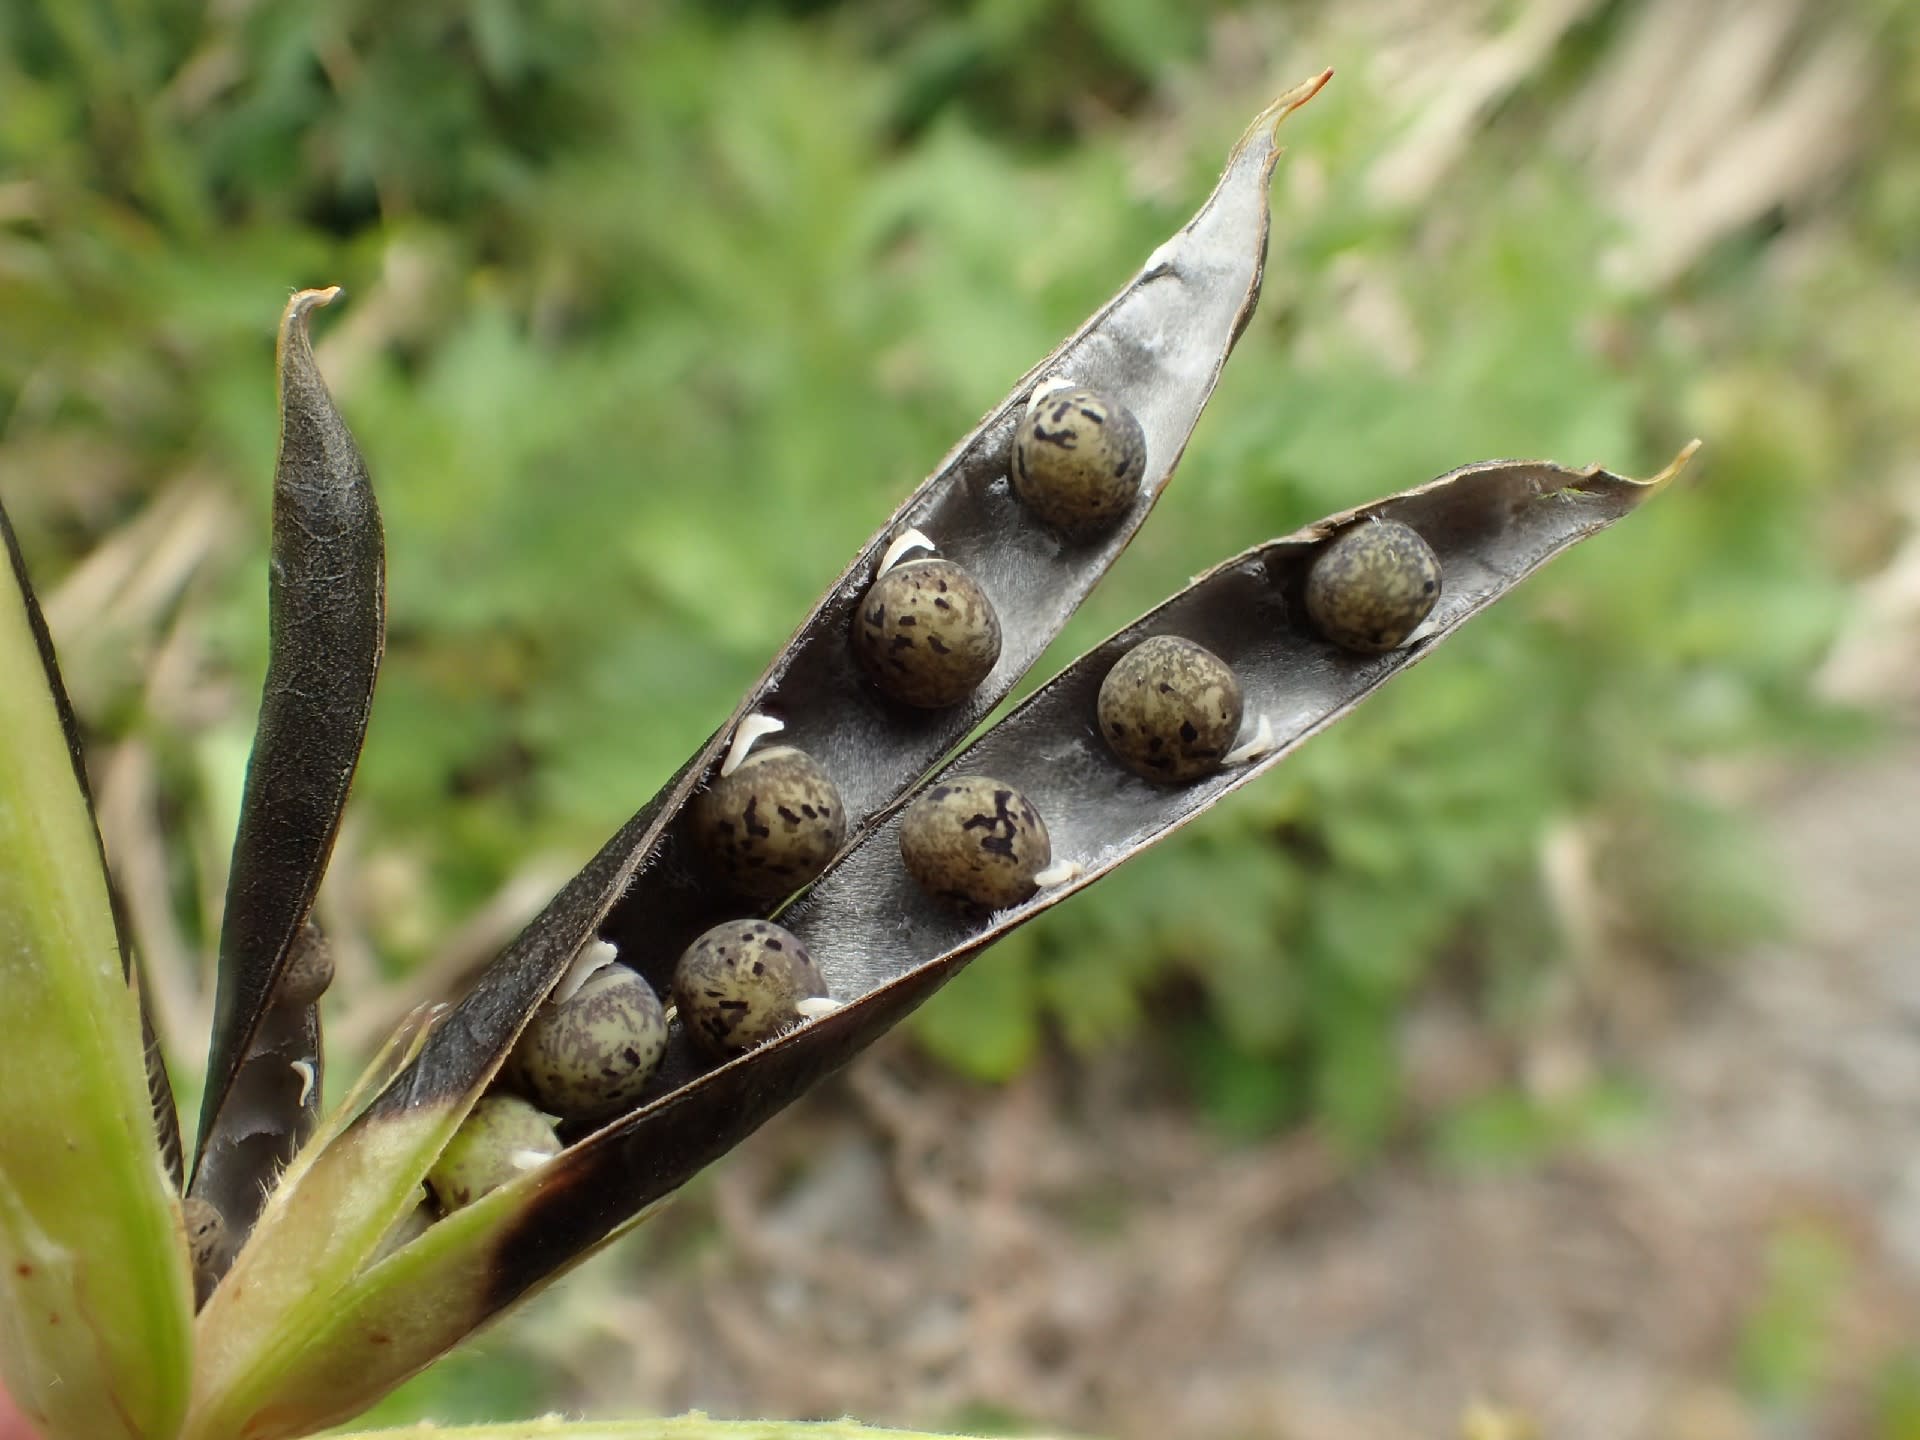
xmin=0 ymin=506 xmax=195 ymax=1439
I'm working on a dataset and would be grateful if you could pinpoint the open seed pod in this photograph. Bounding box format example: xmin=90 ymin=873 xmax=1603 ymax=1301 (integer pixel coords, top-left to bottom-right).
xmin=0 ymin=68 xmax=1700 ymax=1440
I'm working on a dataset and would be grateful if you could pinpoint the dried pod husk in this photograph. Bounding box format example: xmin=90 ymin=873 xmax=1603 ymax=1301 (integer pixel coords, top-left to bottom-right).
xmin=425 ymin=1095 xmax=561 ymax=1214
xmin=1306 ymin=518 xmax=1442 ymax=652
xmin=899 ymin=776 xmax=1052 ymax=912
xmin=511 ymin=965 xmax=667 ymax=1123
xmin=673 ymin=920 xmax=826 ymax=1057
xmin=1097 ymin=635 xmax=1244 ymax=783
xmin=1012 ymin=386 xmax=1148 ymax=533
xmin=853 ymin=557 xmax=1002 ymax=708
xmin=692 ymin=745 xmax=846 ymax=900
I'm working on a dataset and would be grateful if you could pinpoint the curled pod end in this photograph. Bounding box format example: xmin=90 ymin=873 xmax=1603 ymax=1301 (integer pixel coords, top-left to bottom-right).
xmin=276 ymin=287 xmax=344 ymax=380
xmin=1254 ymin=68 xmax=1334 ymax=148
xmin=899 ymin=776 xmax=1053 ymax=913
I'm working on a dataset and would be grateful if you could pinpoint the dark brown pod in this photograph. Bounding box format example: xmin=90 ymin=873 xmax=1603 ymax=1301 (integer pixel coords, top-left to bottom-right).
xmin=852 ymin=558 xmax=1001 ymax=708
xmin=673 ymin=919 xmax=827 ymax=1057
xmin=898 ymin=775 xmax=1052 ymax=912
xmin=691 ymin=746 xmax=845 ymax=900
xmin=1305 ymin=518 xmax=1442 ymax=652
xmin=1012 ymin=386 xmax=1148 ymax=533
xmin=1097 ymin=635 xmax=1244 ymax=783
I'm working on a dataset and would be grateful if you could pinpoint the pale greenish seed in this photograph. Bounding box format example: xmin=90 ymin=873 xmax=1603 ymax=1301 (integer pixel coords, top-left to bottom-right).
xmin=426 ymin=1094 xmax=562 ymax=1214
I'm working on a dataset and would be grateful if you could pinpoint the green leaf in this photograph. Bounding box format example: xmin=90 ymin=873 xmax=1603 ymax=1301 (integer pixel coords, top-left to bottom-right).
xmin=0 ymin=507 xmax=195 ymax=1439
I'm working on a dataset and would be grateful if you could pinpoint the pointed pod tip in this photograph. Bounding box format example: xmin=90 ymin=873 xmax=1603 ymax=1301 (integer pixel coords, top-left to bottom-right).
xmin=1641 ymin=437 xmax=1703 ymax=495
xmin=276 ymin=286 xmax=346 ymax=369
xmin=1232 ymin=69 xmax=1334 ymax=170
xmin=1265 ymin=68 xmax=1334 ymax=138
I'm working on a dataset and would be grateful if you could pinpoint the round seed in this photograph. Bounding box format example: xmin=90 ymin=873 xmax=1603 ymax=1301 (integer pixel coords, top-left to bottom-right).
xmin=1012 ymin=386 xmax=1147 ymax=533
xmin=692 ymin=745 xmax=846 ymax=900
xmin=1097 ymin=635 xmax=1244 ymax=784
xmin=275 ymin=920 xmax=334 ymax=1008
xmin=899 ymin=776 xmax=1052 ymax=913
xmin=853 ymin=558 xmax=1001 ymax=708
xmin=425 ymin=1094 xmax=562 ymax=1214
xmin=674 ymin=919 xmax=827 ymax=1057
xmin=181 ymin=1195 xmax=225 ymax=1274
xmin=1305 ymin=518 xmax=1442 ymax=653
xmin=512 ymin=965 xmax=668 ymax=1123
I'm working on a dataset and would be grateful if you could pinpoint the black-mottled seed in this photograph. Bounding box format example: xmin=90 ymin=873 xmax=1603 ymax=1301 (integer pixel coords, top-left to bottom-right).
xmin=1097 ymin=635 xmax=1243 ymax=784
xmin=1011 ymin=387 xmax=1148 ymax=534
xmin=1305 ymin=518 xmax=1442 ymax=652
xmin=673 ymin=920 xmax=827 ymax=1057
xmin=898 ymin=776 xmax=1052 ymax=913
xmin=853 ymin=558 xmax=1001 ymax=708
xmin=692 ymin=746 xmax=846 ymax=900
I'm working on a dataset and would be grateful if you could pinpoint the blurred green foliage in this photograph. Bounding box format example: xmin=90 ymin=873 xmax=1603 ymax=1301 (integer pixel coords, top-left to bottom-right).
xmin=2 ymin=0 xmax=1915 ymax=1154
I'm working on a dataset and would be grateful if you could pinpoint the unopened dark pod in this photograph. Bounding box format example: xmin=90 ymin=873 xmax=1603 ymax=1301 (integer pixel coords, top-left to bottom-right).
xmin=1012 ymin=385 xmax=1147 ymax=534
xmin=511 ymin=965 xmax=668 ymax=1123
xmin=1306 ymin=519 xmax=1442 ymax=653
xmin=899 ymin=776 xmax=1051 ymax=913
xmin=692 ymin=745 xmax=845 ymax=900
xmin=853 ymin=557 xmax=1001 ymax=708
xmin=1097 ymin=635 xmax=1244 ymax=784
xmin=673 ymin=919 xmax=827 ymax=1057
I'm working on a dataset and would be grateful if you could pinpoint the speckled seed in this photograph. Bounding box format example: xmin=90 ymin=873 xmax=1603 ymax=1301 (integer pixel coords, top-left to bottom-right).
xmin=181 ymin=1195 xmax=225 ymax=1273
xmin=692 ymin=746 xmax=846 ymax=900
xmin=899 ymin=776 xmax=1052 ymax=913
xmin=1012 ymin=387 xmax=1148 ymax=533
xmin=275 ymin=920 xmax=334 ymax=1008
xmin=512 ymin=965 xmax=668 ymax=1123
xmin=1097 ymin=635 xmax=1244 ymax=784
xmin=673 ymin=919 xmax=827 ymax=1057
xmin=1306 ymin=518 xmax=1443 ymax=653
xmin=425 ymin=1094 xmax=562 ymax=1214
xmin=853 ymin=558 xmax=1001 ymax=708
